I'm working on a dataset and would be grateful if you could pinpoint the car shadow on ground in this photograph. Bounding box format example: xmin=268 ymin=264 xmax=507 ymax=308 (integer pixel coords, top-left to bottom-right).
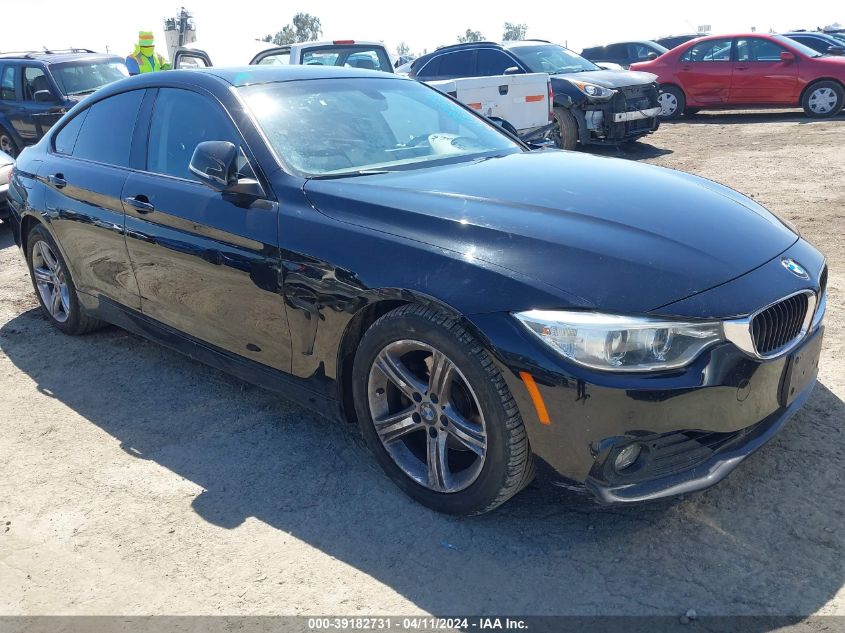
xmin=585 ymin=142 xmax=673 ymax=161
xmin=1 ymin=309 xmax=843 ymax=620
xmin=667 ymin=109 xmax=845 ymax=125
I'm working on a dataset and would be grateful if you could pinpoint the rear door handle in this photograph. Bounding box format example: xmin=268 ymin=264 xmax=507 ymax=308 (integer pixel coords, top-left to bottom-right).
xmin=47 ymin=173 xmax=66 ymax=188
xmin=124 ymin=195 xmax=155 ymax=214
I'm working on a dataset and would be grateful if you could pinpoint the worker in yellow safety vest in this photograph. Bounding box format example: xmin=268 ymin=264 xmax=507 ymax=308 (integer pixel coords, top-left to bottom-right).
xmin=126 ymin=31 xmax=171 ymax=75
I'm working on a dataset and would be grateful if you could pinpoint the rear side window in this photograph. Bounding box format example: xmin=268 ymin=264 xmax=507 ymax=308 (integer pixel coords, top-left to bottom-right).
xmin=680 ymin=39 xmax=733 ymax=62
xmin=415 ymin=56 xmax=441 ymax=79
xmin=477 ymin=49 xmax=518 ymax=76
xmin=147 ymin=88 xmax=239 ymax=181
xmin=53 ymin=109 xmax=90 ymax=155
xmin=438 ymin=52 xmax=474 ymax=78
xmin=72 ymin=90 xmax=145 ymax=166
xmin=0 ymin=66 xmax=15 ymax=100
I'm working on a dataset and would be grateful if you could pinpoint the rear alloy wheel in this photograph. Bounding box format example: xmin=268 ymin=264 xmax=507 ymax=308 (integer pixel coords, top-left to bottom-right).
xmin=26 ymin=224 xmax=104 ymax=335
xmin=657 ymin=85 xmax=685 ymax=120
xmin=0 ymin=126 xmax=18 ymax=158
xmin=353 ymin=305 xmax=533 ymax=515
xmin=802 ymin=81 xmax=844 ymax=118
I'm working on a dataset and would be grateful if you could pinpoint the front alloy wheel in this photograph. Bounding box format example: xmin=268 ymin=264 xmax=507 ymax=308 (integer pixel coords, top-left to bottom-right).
xmin=367 ymin=340 xmax=487 ymax=493
xmin=353 ymin=304 xmax=534 ymax=515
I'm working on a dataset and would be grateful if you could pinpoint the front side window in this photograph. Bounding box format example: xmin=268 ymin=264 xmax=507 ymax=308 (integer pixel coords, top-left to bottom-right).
xmin=300 ymin=46 xmax=391 ymax=72
xmin=71 ymin=90 xmax=144 ymax=166
xmin=737 ymin=38 xmax=787 ymax=62
xmin=605 ymin=44 xmax=628 ymax=58
xmin=239 ymin=77 xmax=521 ymax=177
xmin=49 ymin=62 xmax=128 ymax=96
xmin=509 ymin=44 xmax=599 ymax=74
xmin=175 ymin=54 xmax=209 ymax=69
xmin=147 ymin=88 xmax=239 ymax=181
xmin=476 ymin=49 xmax=519 ymax=75
xmin=22 ymin=66 xmax=52 ymax=101
xmin=256 ymin=52 xmax=290 ymax=65
xmin=680 ymin=39 xmax=733 ymax=62
xmin=0 ymin=66 xmax=15 ymax=100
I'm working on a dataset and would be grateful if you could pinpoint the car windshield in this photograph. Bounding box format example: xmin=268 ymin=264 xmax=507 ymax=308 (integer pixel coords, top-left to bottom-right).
xmin=239 ymin=77 xmax=522 ymax=177
xmin=50 ymin=61 xmax=129 ymax=96
xmin=774 ymin=35 xmax=822 ymax=58
xmin=509 ymin=44 xmax=599 ymax=74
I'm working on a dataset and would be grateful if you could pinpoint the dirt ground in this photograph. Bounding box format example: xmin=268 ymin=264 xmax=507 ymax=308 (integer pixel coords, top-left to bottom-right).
xmin=0 ymin=109 xmax=843 ymax=619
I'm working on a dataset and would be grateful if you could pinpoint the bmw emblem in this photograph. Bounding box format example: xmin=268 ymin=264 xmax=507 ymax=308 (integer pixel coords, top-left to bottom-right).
xmin=781 ymin=258 xmax=809 ymax=280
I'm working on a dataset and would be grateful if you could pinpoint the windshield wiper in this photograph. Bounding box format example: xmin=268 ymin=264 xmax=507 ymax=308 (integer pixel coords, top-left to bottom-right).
xmin=68 ymin=88 xmax=99 ymax=96
xmin=307 ymin=169 xmax=394 ymax=180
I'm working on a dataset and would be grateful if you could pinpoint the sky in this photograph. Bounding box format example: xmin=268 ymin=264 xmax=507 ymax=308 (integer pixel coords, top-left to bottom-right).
xmin=3 ymin=0 xmax=843 ymax=60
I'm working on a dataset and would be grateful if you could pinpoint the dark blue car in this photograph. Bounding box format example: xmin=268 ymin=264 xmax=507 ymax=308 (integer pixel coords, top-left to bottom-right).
xmin=0 ymin=49 xmax=128 ymax=157
xmin=7 ymin=66 xmax=827 ymax=514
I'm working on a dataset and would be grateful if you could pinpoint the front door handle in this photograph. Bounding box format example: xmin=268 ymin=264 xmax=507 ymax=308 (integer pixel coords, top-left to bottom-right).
xmin=47 ymin=173 xmax=66 ymax=188
xmin=124 ymin=195 xmax=155 ymax=214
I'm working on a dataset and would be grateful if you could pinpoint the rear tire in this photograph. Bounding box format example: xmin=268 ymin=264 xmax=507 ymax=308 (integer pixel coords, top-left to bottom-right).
xmin=658 ymin=85 xmax=685 ymax=120
xmin=0 ymin=126 xmax=19 ymax=158
xmin=352 ymin=304 xmax=534 ymax=515
xmin=802 ymin=80 xmax=844 ymax=118
xmin=552 ymin=107 xmax=578 ymax=150
xmin=26 ymin=224 xmax=104 ymax=335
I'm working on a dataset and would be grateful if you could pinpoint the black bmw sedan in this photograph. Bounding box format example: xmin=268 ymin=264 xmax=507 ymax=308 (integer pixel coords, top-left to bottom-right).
xmin=6 ymin=66 xmax=826 ymax=514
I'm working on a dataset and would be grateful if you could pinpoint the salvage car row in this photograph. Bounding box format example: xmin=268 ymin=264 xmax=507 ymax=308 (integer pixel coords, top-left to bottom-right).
xmin=2 ymin=31 xmax=844 ymax=168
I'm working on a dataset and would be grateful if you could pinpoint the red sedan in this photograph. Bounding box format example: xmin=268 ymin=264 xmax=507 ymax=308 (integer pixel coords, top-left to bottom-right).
xmin=631 ymin=33 xmax=845 ymax=119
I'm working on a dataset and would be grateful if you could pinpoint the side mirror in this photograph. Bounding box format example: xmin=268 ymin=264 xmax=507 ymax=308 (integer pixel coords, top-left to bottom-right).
xmin=189 ymin=141 xmax=263 ymax=197
xmin=646 ymin=52 xmax=658 ymax=60
xmin=828 ymin=46 xmax=845 ymax=56
xmin=780 ymin=51 xmax=796 ymax=63
xmin=34 ymin=89 xmax=59 ymax=103
xmin=503 ymin=66 xmax=521 ymax=75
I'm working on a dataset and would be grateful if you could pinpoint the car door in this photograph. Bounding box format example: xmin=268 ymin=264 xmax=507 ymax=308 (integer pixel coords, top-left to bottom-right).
xmin=37 ymin=89 xmax=146 ymax=309
xmin=730 ymin=37 xmax=799 ymax=105
xmin=121 ymin=87 xmax=291 ymax=372
xmin=675 ymin=38 xmax=734 ymax=104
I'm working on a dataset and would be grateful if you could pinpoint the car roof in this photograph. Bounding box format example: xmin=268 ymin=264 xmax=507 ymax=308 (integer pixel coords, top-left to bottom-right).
xmin=0 ymin=51 xmax=115 ymax=64
xmin=92 ymin=65 xmax=405 ymax=100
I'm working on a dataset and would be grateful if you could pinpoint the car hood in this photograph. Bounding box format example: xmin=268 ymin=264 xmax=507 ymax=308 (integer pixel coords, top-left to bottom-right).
xmin=552 ymin=68 xmax=657 ymax=88
xmin=303 ymin=151 xmax=798 ymax=314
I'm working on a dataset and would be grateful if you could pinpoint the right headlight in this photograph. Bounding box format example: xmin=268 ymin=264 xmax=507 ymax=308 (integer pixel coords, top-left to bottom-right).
xmin=513 ymin=310 xmax=724 ymax=372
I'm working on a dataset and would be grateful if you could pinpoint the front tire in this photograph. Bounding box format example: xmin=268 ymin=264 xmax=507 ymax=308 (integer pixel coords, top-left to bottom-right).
xmin=658 ymin=85 xmax=686 ymax=120
xmin=552 ymin=106 xmax=578 ymax=150
xmin=802 ymin=80 xmax=844 ymax=118
xmin=352 ymin=305 xmax=533 ymax=515
xmin=26 ymin=224 xmax=104 ymax=335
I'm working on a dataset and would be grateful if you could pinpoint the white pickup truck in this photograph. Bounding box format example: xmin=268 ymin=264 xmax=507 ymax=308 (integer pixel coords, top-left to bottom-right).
xmin=173 ymin=40 xmax=553 ymax=143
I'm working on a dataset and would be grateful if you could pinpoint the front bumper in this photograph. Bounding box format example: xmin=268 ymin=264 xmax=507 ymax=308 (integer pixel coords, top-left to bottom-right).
xmin=468 ymin=265 xmax=826 ymax=505
xmin=584 ymin=368 xmax=817 ymax=504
